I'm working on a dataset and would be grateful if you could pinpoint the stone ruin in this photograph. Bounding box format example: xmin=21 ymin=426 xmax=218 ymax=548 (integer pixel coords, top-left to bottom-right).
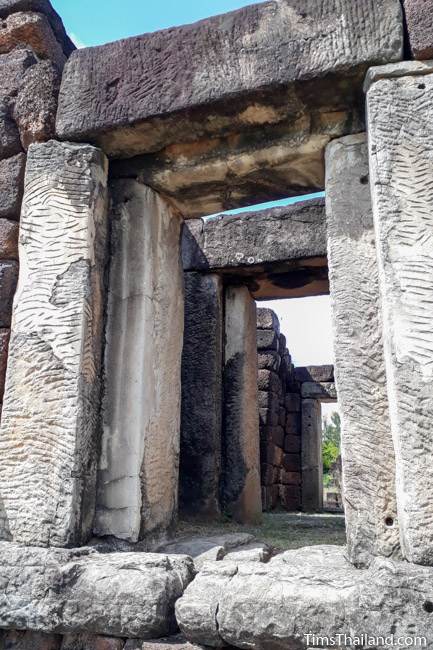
xmin=0 ymin=0 xmax=433 ymax=648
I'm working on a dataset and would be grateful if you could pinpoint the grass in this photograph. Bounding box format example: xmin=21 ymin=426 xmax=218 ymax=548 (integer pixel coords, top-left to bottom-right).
xmin=176 ymin=511 xmax=346 ymax=552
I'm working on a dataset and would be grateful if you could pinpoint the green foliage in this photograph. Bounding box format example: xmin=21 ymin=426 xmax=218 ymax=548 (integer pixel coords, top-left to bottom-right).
xmin=322 ymin=411 xmax=341 ymax=473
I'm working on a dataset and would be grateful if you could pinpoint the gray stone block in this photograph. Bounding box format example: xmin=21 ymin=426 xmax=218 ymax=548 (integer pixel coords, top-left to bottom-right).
xmin=301 ymin=381 xmax=337 ymax=402
xmin=256 ymin=329 xmax=279 ymax=351
xmin=294 ymin=365 xmax=334 ymax=383
xmin=301 ymin=399 xmax=322 ymax=512
xmin=256 ymin=308 xmax=280 ymax=333
xmin=0 ymin=153 xmax=25 ymax=220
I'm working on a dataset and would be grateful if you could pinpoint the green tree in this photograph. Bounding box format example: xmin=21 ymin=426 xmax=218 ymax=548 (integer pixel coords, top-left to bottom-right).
xmin=322 ymin=412 xmax=341 ymax=473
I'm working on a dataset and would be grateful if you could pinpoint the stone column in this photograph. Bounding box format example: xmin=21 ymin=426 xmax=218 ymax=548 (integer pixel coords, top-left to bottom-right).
xmin=326 ymin=134 xmax=400 ymax=566
xmin=301 ymin=399 xmax=323 ymax=512
xmin=367 ymin=66 xmax=433 ymax=565
xmin=0 ymin=140 xmax=108 ymax=547
xmin=180 ymin=272 xmax=223 ymax=518
xmin=222 ymin=286 xmax=262 ymax=523
xmin=94 ymin=180 xmax=184 ymax=542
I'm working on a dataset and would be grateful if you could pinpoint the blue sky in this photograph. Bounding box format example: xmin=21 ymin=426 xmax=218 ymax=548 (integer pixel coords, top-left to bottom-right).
xmin=51 ymin=0 xmax=263 ymax=48
xmin=51 ymin=1 xmax=337 ymax=410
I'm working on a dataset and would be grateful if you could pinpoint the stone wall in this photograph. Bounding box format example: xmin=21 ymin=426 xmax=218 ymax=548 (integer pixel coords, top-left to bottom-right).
xmin=0 ymin=1 xmax=72 ymax=420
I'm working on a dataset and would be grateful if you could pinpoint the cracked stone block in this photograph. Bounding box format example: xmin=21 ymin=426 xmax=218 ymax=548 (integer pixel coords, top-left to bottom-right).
xmin=367 ymin=66 xmax=433 ymax=565
xmin=180 ymin=273 xmax=223 ymax=518
xmin=301 ymin=399 xmax=322 ymax=512
xmin=0 ymin=543 xmax=194 ymax=638
xmin=0 ymin=260 xmax=18 ymax=326
xmin=0 ymin=141 xmax=108 ymax=547
xmin=0 ymin=218 xmax=19 ymax=259
xmin=221 ymin=286 xmax=262 ymax=524
xmin=94 ymin=180 xmax=183 ymax=543
xmin=176 ymin=545 xmax=433 ymax=648
xmin=0 ymin=12 xmax=66 ymax=68
xmin=0 ymin=0 xmax=75 ymax=56
xmin=326 ymin=133 xmax=400 ymax=567
xmin=404 ymin=0 xmax=433 ymax=60
xmin=0 ymin=153 xmax=25 ymax=220
xmin=13 ymin=60 xmax=61 ymax=149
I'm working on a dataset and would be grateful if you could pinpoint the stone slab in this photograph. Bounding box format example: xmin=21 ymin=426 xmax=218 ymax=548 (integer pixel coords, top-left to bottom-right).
xmin=124 ymin=635 xmax=210 ymax=650
xmin=301 ymin=399 xmax=322 ymax=512
xmin=57 ymin=1 xmax=402 ymax=157
xmin=0 ymin=0 xmax=74 ymax=55
xmin=300 ymin=381 xmax=337 ymax=401
xmin=326 ymin=133 xmax=400 ymax=566
xmin=95 ymin=180 xmax=183 ymax=543
xmin=180 ymin=273 xmax=223 ymax=518
xmin=0 ymin=11 xmax=66 ymax=68
xmin=367 ymin=68 xmax=433 ymax=565
xmin=0 ymin=153 xmax=25 ymax=220
xmin=176 ymin=545 xmax=433 ymax=648
xmin=222 ymin=286 xmax=262 ymax=523
xmin=294 ymin=364 xmax=334 ymax=383
xmin=404 ymin=0 xmax=433 ymax=60
xmin=0 ymin=543 xmax=194 ymax=638
xmin=0 ymin=141 xmax=108 ymax=547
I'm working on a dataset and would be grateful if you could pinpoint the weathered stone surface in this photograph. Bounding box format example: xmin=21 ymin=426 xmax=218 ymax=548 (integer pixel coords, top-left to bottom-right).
xmin=256 ymin=330 xmax=278 ymax=351
xmin=364 ymin=59 xmax=433 ymax=92
xmin=284 ymin=435 xmax=300 ymax=454
xmin=176 ymin=545 xmax=433 ymax=648
xmin=301 ymin=399 xmax=322 ymax=512
xmin=0 ymin=48 xmax=35 ymax=98
xmin=13 ymin=60 xmax=61 ymax=149
xmin=95 ymin=180 xmax=183 ymax=543
xmin=57 ymin=0 xmax=402 ymax=213
xmin=0 ymin=543 xmax=194 ymax=638
xmin=0 ymin=0 xmax=75 ymax=56
xmin=182 ymin=200 xmax=329 ymax=297
xmin=0 ymin=141 xmax=108 ymax=547
xmin=0 ymin=12 xmax=66 ymax=68
xmin=367 ymin=68 xmax=433 ymax=565
xmin=294 ymin=364 xmax=334 ymax=383
xmin=326 ymin=133 xmax=400 ymax=567
xmin=257 ymin=369 xmax=281 ymax=394
xmin=224 ymin=543 xmax=271 ymax=563
xmin=257 ymin=351 xmax=280 ymax=372
xmin=0 ymin=102 xmax=21 ymax=159
xmin=404 ymin=0 xmax=433 ymax=60
xmin=124 ymin=635 xmax=209 ymax=650
xmin=279 ymin=485 xmax=301 ymax=510
xmin=0 ymin=218 xmax=18 ymax=259
xmin=301 ymin=381 xmax=337 ymax=401
xmin=0 ymin=153 xmax=25 ymax=220
xmin=222 ymin=286 xmax=262 ymax=523
xmin=61 ymin=634 xmax=124 ymax=650
xmin=2 ymin=630 xmax=62 ymax=649
xmin=0 ymin=260 xmax=18 ymax=326
xmin=0 ymin=328 xmax=10 ymax=401
xmin=256 ymin=308 xmax=280 ymax=333
xmin=285 ymin=393 xmax=300 ymax=412
xmin=180 ymin=273 xmax=223 ymax=518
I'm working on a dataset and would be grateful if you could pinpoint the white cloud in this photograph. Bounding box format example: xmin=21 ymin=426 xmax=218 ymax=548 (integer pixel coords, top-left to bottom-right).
xmin=68 ymin=32 xmax=87 ymax=49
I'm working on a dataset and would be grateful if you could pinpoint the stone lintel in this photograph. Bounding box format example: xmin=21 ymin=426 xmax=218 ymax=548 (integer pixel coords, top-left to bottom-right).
xmin=300 ymin=381 xmax=337 ymax=402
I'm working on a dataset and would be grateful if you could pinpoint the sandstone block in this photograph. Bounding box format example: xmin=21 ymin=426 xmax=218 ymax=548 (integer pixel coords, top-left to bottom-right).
xmin=260 ymin=463 xmax=274 ymax=487
xmin=367 ymin=68 xmax=433 ymax=565
xmin=0 ymin=49 xmax=35 ymax=98
xmin=301 ymin=381 xmax=337 ymax=401
xmin=61 ymin=635 xmax=124 ymax=650
xmin=0 ymin=102 xmax=21 ymax=158
xmin=256 ymin=308 xmax=280 ymax=333
xmin=95 ymin=180 xmax=183 ymax=542
xmin=261 ymin=443 xmax=283 ymax=468
xmin=256 ymin=329 xmax=278 ymax=351
xmin=180 ymin=273 xmax=223 ymax=517
xmin=301 ymin=399 xmax=322 ymax=511
xmin=257 ymin=351 xmax=280 ymax=372
xmin=0 ymin=0 xmax=75 ymax=56
xmin=285 ymin=393 xmax=300 ymax=412
xmin=0 ymin=328 xmax=10 ymax=401
xmin=13 ymin=60 xmax=61 ymax=148
xmin=222 ymin=286 xmax=262 ymax=523
xmin=124 ymin=634 xmax=208 ymax=649
xmin=404 ymin=0 xmax=433 ymax=60
xmin=284 ymin=435 xmax=301 ymax=454
xmin=285 ymin=412 xmax=300 ymax=434
xmin=176 ymin=546 xmax=433 ymax=648
xmin=257 ymin=390 xmax=279 ymax=411
xmin=326 ymin=134 xmax=400 ymax=566
xmin=257 ymin=369 xmax=281 ymax=394
xmin=279 ymin=485 xmax=301 ymax=511
xmin=2 ymin=630 xmax=61 ymax=649
xmin=0 ymin=141 xmax=108 ymax=547
xmin=0 ymin=12 xmax=66 ymax=68
xmin=280 ymin=470 xmax=301 ymax=486
xmin=0 ymin=260 xmax=18 ymax=326
xmin=57 ymin=1 xmax=402 ymax=160
xmin=258 ymin=408 xmax=278 ymax=427
xmin=0 ymin=218 xmax=18 ymax=259
xmin=271 ymin=425 xmax=284 ymax=448
xmin=282 ymin=453 xmax=301 ymax=473
xmin=0 ymin=543 xmax=194 ymax=638
xmin=294 ymin=365 xmax=334 ymax=383
xmin=0 ymin=153 xmax=25 ymax=220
